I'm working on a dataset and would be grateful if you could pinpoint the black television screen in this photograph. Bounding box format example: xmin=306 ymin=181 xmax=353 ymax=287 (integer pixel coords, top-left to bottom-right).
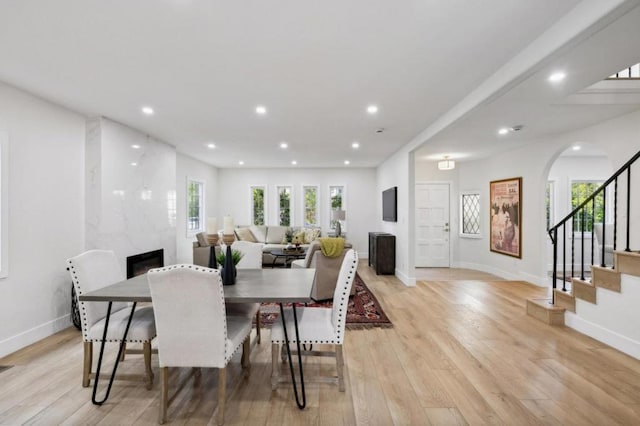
xmin=382 ymin=186 xmax=397 ymax=222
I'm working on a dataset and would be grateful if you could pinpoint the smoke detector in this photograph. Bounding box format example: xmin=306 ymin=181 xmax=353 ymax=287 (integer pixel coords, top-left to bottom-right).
xmin=375 ymin=128 xmax=385 ymax=134
xmin=510 ymin=125 xmax=524 ymax=132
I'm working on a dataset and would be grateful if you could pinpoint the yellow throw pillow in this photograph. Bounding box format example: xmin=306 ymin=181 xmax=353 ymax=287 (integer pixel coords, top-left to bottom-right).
xmin=293 ymin=231 xmax=305 ymax=245
xmin=304 ymin=228 xmax=321 ymax=244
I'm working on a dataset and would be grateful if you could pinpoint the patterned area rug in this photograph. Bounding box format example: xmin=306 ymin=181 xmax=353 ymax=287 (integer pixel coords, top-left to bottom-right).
xmin=257 ymin=272 xmax=392 ymax=329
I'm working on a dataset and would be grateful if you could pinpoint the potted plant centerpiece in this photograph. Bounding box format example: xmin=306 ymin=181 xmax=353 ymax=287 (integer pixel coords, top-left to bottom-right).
xmin=216 ymin=249 xmax=244 ymax=284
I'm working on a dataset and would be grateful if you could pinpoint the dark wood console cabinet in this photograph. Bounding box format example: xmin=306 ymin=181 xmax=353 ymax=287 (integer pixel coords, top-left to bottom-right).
xmin=368 ymin=232 xmax=395 ymax=275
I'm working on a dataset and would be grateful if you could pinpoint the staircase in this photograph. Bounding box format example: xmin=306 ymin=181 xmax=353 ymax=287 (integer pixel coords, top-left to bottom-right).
xmin=527 ymin=149 xmax=640 ymax=358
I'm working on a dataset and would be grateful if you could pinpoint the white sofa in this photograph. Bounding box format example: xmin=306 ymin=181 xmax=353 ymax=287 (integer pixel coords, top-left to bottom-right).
xmin=193 ymin=225 xmax=323 ymax=267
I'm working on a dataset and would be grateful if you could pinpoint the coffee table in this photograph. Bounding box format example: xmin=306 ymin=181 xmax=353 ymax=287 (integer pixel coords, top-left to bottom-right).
xmin=269 ymin=248 xmax=306 ymax=268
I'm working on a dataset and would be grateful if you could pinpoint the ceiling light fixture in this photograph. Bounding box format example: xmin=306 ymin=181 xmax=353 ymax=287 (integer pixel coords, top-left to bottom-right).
xmin=207 ymin=143 xmax=216 ymax=149
xmin=238 ymin=160 xmax=245 ymax=165
xmin=344 ymin=160 xmax=350 ymax=165
xmin=572 ymin=145 xmax=581 ymax=151
xmin=141 ymin=106 xmax=154 ymax=115
xmin=255 ymin=105 xmax=267 ymax=115
xmin=367 ymin=105 xmax=378 ymax=114
xmin=291 ymin=160 xmax=297 ymax=165
xmin=498 ymin=127 xmax=509 ymax=135
xmin=130 ymin=162 xmax=138 ymax=166
xmin=437 ymin=156 xmax=455 ymax=171
xmin=280 ymin=142 xmax=288 ymax=149
xmin=131 ymin=144 xmax=141 ymax=149
xmin=549 ymin=72 xmax=566 ymax=82
xmin=352 ymin=142 xmax=360 ymax=149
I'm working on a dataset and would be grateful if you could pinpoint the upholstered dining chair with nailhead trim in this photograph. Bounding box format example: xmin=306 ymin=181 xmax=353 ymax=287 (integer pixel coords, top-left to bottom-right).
xmin=147 ymin=264 xmax=251 ymax=425
xmin=67 ymin=250 xmax=156 ymax=390
xmin=270 ymin=249 xmax=358 ymax=392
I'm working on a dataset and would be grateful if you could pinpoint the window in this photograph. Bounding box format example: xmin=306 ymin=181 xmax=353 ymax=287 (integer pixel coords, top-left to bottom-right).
xmin=251 ymin=186 xmax=266 ymax=225
xmin=329 ymin=185 xmax=344 ymax=229
xmin=186 ymin=179 xmax=204 ymax=235
xmin=460 ymin=192 xmax=480 ymax=237
xmin=303 ymin=186 xmax=318 ymax=226
xmin=277 ymin=186 xmax=291 ymax=226
xmin=546 ymin=181 xmax=554 ymax=231
xmin=570 ymin=180 xmax=612 ymax=231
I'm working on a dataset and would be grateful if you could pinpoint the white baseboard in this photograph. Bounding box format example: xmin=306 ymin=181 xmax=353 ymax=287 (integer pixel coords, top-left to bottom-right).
xmin=0 ymin=314 xmax=72 ymax=358
xmin=565 ymin=312 xmax=640 ymax=360
xmin=395 ymin=268 xmax=416 ymax=287
xmin=454 ymin=261 xmax=547 ymax=287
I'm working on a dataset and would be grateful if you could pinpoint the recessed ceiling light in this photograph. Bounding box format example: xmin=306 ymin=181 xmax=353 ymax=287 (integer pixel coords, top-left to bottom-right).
xmin=255 ymin=105 xmax=267 ymax=115
xmin=498 ymin=128 xmax=509 ymax=135
xmin=207 ymin=143 xmax=216 ymax=149
xmin=548 ymin=72 xmax=566 ymax=82
xmin=141 ymin=106 xmax=154 ymax=115
xmin=238 ymin=160 xmax=244 ymax=165
xmin=572 ymin=145 xmax=581 ymax=151
xmin=280 ymin=142 xmax=288 ymax=149
xmin=344 ymin=160 xmax=350 ymax=165
xmin=130 ymin=162 xmax=137 ymax=166
xmin=367 ymin=105 xmax=378 ymax=114
xmin=352 ymin=142 xmax=360 ymax=149
xmin=291 ymin=160 xmax=297 ymax=165
xmin=131 ymin=144 xmax=140 ymax=149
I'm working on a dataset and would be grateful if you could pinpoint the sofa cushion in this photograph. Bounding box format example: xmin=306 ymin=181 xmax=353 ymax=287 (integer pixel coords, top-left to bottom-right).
xmin=249 ymin=225 xmax=268 ymax=243
xmin=266 ymin=226 xmax=287 ymax=244
xmin=196 ymin=232 xmax=210 ymax=247
xmin=236 ymin=227 xmax=257 ymax=242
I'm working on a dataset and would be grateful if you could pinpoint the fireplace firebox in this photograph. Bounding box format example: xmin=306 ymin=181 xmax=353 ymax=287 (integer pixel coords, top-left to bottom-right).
xmin=126 ymin=249 xmax=164 ymax=279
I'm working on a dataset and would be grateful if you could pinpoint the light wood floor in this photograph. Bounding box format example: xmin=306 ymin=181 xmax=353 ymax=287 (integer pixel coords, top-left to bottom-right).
xmin=2 ymin=262 xmax=640 ymax=425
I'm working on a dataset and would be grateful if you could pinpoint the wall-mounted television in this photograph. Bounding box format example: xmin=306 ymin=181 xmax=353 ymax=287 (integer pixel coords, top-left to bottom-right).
xmin=382 ymin=186 xmax=397 ymax=222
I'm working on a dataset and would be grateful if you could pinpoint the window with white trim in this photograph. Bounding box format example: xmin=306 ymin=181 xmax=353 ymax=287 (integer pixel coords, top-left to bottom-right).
xmin=186 ymin=178 xmax=204 ymax=235
xmin=251 ymin=185 xmax=266 ymax=225
xmin=460 ymin=191 xmax=481 ymax=238
xmin=278 ymin=186 xmax=291 ymax=226
xmin=303 ymin=186 xmax=318 ymax=226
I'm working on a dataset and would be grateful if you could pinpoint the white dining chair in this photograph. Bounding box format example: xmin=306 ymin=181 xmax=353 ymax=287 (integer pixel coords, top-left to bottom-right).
xmin=147 ymin=264 xmax=251 ymax=425
xmin=225 ymin=240 xmax=263 ymax=343
xmin=67 ymin=250 xmax=156 ymax=389
xmin=270 ymin=249 xmax=358 ymax=391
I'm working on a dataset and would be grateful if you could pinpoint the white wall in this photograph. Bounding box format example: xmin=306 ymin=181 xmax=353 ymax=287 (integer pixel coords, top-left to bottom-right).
xmin=456 ymin=109 xmax=640 ymax=286
xmin=85 ymin=118 xmax=177 ymax=272
xmin=0 ymin=83 xmax=86 ymax=357
xmin=176 ymin=153 xmax=218 ymax=263
xmin=217 ymin=167 xmax=377 ymax=257
xmin=376 ymin=149 xmax=414 ymax=285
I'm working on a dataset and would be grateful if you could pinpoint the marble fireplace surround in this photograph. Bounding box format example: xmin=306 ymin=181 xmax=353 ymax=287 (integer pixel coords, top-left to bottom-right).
xmin=85 ymin=117 xmax=177 ymax=273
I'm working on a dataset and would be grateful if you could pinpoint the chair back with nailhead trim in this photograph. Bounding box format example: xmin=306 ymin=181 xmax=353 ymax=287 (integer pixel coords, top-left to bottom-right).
xmin=330 ymin=249 xmax=358 ymax=332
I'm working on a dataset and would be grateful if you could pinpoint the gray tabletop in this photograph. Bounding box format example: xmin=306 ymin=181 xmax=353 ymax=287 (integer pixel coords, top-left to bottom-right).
xmin=78 ymin=268 xmax=316 ymax=304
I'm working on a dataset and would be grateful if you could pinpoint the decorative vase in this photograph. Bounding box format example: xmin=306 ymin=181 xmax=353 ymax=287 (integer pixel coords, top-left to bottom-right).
xmin=208 ymin=246 xmax=218 ymax=269
xmin=222 ymin=244 xmax=236 ymax=285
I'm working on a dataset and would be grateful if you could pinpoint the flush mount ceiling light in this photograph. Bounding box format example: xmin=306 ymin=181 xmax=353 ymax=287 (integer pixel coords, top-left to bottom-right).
xmin=344 ymin=160 xmax=350 ymax=165
xmin=549 ymin=71 xmax=566 ymax=82
xmin=291 ymin=160 xmax=297 ymax=165
xmin=255 ymin=105 xmax=267 ymax=115
xmin=352 ymin=142 xmax=360 ymax=149
xmin=280 ymin=142 xmax=288 ymax=149
xmin=130 ymin=162 xmax=138 ymax=166
xmin=498 ymin=127 xmax=510 ymax=135
xmin=437 ymin=156 xmax=455 ymax=170
xmin=141 ymin=106 xmax=154 ymax=115
xmin=131 ymin=144 xmax=141 ymax=149
xmin=207 ymin=143 xmax=216 ymax=149
xmin=367 ymin=105 xmax=378 ymax=114
xmin=572 ymin=145 xmax=581 ymax=151
xmin=238 ymin=160 xmax=244 ymax=165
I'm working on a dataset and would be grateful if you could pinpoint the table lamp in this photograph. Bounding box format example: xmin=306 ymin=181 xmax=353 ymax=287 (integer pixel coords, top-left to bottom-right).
xmin=331 ymin=209 xmax=346 ymax=237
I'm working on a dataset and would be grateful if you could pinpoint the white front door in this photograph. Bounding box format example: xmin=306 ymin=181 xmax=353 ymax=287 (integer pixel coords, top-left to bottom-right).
xmin=415 ymin=183 xmax=450 ymax=267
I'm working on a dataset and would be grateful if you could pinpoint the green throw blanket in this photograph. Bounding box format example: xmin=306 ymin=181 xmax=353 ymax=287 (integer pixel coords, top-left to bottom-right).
xmin=319 ymin=237 xmax=345 ymax=257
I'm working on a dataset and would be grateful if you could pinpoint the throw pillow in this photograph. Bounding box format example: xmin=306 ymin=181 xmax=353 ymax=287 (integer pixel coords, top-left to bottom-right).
xmin=304 ymin=228 xmax=321 ymax=244
xmin=236 ymin=227 xmax=257 ymax=242
xmin=249 ymin=225 xmax=268 ymax=243
xmin=294 ymin=231 xmax=305 ymax=245
xmin=196 ymin=232 xmax=210 ymax=247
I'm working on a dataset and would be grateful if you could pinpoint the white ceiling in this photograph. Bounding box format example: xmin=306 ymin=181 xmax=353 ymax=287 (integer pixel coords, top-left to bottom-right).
xmin=0 ymin=0 xmax=592 ymax=168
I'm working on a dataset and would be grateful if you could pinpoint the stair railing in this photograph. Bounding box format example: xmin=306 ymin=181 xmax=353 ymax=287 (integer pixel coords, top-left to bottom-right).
xmin=548 ymin=149 xmax=640 ymax=303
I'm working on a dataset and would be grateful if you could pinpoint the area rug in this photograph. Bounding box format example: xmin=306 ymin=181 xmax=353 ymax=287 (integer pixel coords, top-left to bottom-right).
xmin=257 ymin=272 xmax=392 ymax=329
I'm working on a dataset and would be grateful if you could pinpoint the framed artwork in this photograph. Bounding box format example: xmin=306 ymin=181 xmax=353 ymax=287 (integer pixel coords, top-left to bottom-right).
xmin=490 ymin=177 xmax=522 ymax=258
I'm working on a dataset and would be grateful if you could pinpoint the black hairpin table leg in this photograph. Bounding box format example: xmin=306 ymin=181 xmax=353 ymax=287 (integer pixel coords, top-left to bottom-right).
xmin=91 ymin=302 xmax=137 ymax=405
xmin=279 ymin=303 xmax=306 ymax=409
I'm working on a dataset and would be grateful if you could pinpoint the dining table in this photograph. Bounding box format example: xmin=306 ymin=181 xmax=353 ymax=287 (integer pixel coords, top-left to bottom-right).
xmin=78 ymin=267 xmax=316 ymax=410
